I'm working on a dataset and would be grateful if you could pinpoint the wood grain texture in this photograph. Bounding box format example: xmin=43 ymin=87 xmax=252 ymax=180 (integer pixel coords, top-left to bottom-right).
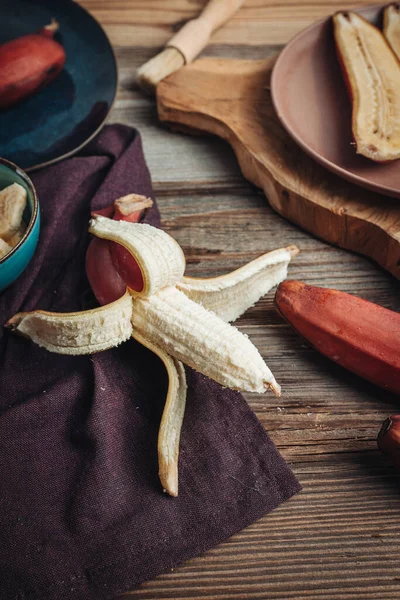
xmin=80 ymin=0 xmax=379 ymax=47
xmin=77 ymin=2 xmax=400 ymax=599
xmin=157 ymin=57 xmax=400 ymax=280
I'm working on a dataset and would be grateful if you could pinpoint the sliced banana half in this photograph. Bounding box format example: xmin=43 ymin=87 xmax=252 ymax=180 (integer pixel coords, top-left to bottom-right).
xmin=0 ymin=183 xmax=27 ymax=241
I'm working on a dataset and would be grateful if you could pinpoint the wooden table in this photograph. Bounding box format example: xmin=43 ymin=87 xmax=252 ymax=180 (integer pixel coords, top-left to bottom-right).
xmin=79 ymin=2 xmax=400 ymax=598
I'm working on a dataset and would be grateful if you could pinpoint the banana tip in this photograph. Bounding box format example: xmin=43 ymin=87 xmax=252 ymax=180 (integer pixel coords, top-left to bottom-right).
xmin=287 ymin=244 xmax=300 ymax=258
xmin=4 ymin=314 xmax=21 ymax=330
xmin=160 ymin=469 xmax=178 ymax=497
xmin=267 ymin=378 xmax=281 ymax=398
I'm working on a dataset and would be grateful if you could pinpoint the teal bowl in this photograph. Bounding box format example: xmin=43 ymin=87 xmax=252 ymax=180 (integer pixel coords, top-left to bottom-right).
xmin=0 ymin=158 xmax=40 ymax=292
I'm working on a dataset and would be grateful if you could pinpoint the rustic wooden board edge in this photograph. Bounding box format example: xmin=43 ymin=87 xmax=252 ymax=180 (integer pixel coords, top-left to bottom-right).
xmin=157 ymin=57 xmax=400 ymax=281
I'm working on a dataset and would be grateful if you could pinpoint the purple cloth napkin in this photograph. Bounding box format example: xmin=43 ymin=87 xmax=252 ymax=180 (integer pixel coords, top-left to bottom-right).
xmin=0 ymin=125 xmax=300 ymax=600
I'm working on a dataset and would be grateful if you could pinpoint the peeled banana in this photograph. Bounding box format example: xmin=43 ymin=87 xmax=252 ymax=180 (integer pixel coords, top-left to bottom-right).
xmin=131 ymin=286 xmax=280 ymax=396
xmin=7 ymin=212 xmax=299 ymax=495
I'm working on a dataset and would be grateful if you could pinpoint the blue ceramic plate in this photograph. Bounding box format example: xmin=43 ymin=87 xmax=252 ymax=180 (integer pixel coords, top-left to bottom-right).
xmin=0 ymin=0 xmax=117 ymax=171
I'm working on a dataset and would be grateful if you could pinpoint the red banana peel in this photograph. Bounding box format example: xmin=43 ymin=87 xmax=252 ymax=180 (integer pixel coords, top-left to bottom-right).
xmin=275 ymin=281 xmax=400 ymax=395
xmin=86 ymin=195 xmax=153 ymax=304
xmin=378 ymin=415 xmax=400 ymax=470
xmin=0 ymin=20 xmax=66 ymax=109
xmin=109 ymin=194 xmax=153 ymax=291
xmin=85 ymin=237 xmax=126 ymax=306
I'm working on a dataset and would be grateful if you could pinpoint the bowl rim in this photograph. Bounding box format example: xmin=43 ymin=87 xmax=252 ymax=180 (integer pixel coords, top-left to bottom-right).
xmin=0 ymin=157 xmax=39 ymax=264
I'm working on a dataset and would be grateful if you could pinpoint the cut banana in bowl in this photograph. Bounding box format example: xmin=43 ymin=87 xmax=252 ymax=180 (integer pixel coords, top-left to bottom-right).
xmin=0 ymin=182 xmax=27 ymax=241
xmin=6 ymin=210 xmax=299 ymax=496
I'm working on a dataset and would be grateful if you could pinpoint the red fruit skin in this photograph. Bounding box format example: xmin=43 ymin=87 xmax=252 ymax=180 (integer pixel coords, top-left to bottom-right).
xmin=86 ymin=200 xmax=148 ymax=301
xmin=0 ymin=25 xmax=66 ymax=109
xmin=91 ymin=205 xmax=115 ymax=219
xmin=113 ymin=208 xmax=143 ymax=223
xmin=275 ymin=281 xmax=400 ymax=395
xmin=110 ymin=243 xmax=144 ymax=292
xmin=377 ymin=415 xmax=400 ymax=470
xmin=110 ymin=204 xmax=144 ymax=292
xmin=85 ymin=237 xmax=126 ymax=306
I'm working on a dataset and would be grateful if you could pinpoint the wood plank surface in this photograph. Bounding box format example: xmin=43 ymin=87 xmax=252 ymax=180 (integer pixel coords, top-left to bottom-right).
xmin=77 ymin=1 xmax=400 ymax=598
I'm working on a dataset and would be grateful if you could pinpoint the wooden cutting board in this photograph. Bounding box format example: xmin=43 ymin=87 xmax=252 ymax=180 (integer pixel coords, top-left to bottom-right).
xmin=157 ymin=57 xmax=400 ymax=280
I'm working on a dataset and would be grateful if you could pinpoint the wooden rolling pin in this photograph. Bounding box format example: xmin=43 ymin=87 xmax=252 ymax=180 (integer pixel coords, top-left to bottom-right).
xmin=136 ymin=0 xmax=244 ymax=92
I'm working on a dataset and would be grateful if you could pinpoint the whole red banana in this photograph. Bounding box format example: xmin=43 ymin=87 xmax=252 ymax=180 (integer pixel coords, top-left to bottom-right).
xmin=275 ymin=280 xmax=400 ymax=395
xmin=0 ymin=20 xmax=66 ymax=109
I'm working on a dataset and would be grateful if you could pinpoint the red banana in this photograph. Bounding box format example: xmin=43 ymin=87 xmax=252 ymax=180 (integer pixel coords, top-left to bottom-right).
xmin=0 ymin=20 xmax=66 ymax=110
xmin=275 ymin=281 xmax=400 ymax=395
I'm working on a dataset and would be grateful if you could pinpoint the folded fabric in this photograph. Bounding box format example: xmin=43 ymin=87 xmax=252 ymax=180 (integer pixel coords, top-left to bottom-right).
xmin=0 ymin=125 xmax=300 ymax=600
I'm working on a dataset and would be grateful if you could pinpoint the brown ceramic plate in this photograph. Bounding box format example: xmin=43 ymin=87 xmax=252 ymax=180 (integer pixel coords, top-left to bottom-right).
xmin=271 ymin=4 xmax=400 ymax=199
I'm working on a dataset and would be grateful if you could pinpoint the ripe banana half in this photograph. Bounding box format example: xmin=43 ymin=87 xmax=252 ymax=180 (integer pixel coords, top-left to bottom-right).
xmin=384 ymin=4 xmax=400 ymax=60
xmin=333 ymin=11 xmax=400 ymax=162
xmin=7 ymin=214 xmax=298 ymax=496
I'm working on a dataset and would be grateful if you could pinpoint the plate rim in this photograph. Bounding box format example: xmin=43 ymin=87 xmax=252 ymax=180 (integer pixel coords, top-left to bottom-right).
xmin=270 ymin=3 xmax=400 ymax=199
xmin=8 ymin=0 xmax=119 ymax=173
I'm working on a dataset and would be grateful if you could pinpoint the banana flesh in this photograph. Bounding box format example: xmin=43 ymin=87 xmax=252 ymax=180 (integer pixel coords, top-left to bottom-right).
xmin=0 ymin=237 xmax=12 ymax=259
xmin=333 ymin=11 xmax=400 ymax=162
xmin=6 ymin=291 xmax=133 ymax=355
xmin=0 ymin=183 xmax=27 ymax=241
xmin=7 ymin=224 xmax=26 ymax=248
xmin=131 ymin=286 xmax=281 ymax=396
xmin=177 ymin=246 xmax=298 ymax=323
xmin=89 ymin=215 xmax=185 ymax=297
xmin=384 ymin=4 xmax=400 ymax=59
